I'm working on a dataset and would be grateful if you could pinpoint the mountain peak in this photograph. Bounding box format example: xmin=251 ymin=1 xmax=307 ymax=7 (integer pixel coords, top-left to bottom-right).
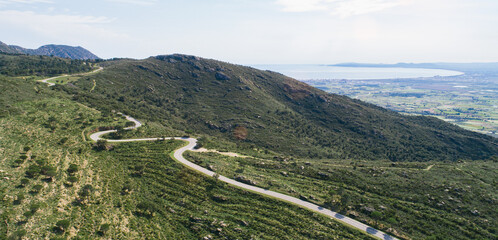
xmin=0 ymin=41 xmax=99 ymax=60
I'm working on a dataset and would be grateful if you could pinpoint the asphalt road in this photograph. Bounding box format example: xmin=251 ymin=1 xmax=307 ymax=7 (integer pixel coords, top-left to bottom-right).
xmin=89 ymin=114 xmax=398 ymax=240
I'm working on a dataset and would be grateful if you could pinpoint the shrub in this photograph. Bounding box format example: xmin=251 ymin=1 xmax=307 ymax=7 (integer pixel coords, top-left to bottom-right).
xmin=98 ymin=223 xmax=111 ymax=236
xmin=35 ymin=159 xmax=47 ymax=166
xmin=55 ymin=219 xmax=70 ymax=232
xmin=67 ymin=164 xmax=78 ymax=174
xmin=9 ymin=229 xmax=27 ymax=240
xmin=59 ymin=137 xmax=68 ymax=144
xmin=31 ymin=184 xmax=43 ymax=194
xmin=67 ymin=176 xmax=78 ymax=183
xmin=14 ymin=193 xmax=25 ymax=205
xmin=94 ymin=140 xmax=112 ymax=151
xmin=20 ymin=178 xmax=29 ymax=187
xmin=79 ymin=184 xmax=93 ymax=198
xmin=25 ymin=165 xmax=41 ymax=178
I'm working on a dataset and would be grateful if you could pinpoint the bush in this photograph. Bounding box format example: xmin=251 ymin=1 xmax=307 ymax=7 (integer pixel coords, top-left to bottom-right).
xmin=9 ymin=229 xmax=27 ymax=240
xmin=35 ymin=159 xmax=47 ymax=166
xmin=31 ymin=184 xmax=43 ymax=194
xmin=67 ymin=164 xmax=78 ymax=174
xmin=25 ymin=165 xmax=41 ymax=178
xmin=13 ymin=194 xmax=25 ymax=205
xmin=98 ymin=223 xmax=111 ymax=236
xmin=55 ymin=219 xmax=70 ymax=232
xmin=94 ymin=140 xmax=112 ymax=151
xmin=79 ymin=184 xmax=93 ymax=198
xmin=20 ymin=178 xmax=29 ymax=187
xmin=67 ymin=176 xmax=78 ymax=183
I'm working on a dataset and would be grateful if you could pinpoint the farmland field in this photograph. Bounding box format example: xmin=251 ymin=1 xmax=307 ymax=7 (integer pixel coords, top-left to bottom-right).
xmin=304 ymin=73 xmax=498 ymax=137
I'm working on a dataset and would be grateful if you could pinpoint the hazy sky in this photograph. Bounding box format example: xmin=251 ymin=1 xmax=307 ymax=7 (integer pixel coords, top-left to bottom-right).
xmin=1 ymin=0 xmax=497 ymax=64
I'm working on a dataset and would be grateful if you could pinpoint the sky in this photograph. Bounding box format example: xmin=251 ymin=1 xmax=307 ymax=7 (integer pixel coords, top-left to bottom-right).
xmin=1 ymin=0 xmax=497 ymax=64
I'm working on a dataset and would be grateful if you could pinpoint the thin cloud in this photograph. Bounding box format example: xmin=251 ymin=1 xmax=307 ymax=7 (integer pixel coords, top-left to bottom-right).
xmin=0 ymin=10 xmax=115 ymax=24
xmin=106 ymin=0 xmax=157 ymax=5
xmin=276 ymin=0 xmax=411 ymax=17
xmin=0 ymin=10 xmax=124 ymax=41
xmin=0 ymin=0 xmax=52 ymax=6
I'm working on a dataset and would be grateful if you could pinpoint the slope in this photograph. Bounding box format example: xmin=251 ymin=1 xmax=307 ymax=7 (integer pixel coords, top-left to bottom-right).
xmin=0 ymin=66 xmax=371 ymax=239
xmin=62 ymin=54 xmax=498 ymax=162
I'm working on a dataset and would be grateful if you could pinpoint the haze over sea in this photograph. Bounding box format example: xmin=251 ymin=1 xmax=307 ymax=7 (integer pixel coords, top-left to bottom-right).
xmin=252 ymin=65 xmax=463 ymax=80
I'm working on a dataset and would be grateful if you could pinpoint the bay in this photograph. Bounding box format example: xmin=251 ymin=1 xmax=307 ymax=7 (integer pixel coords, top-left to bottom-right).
xmin=251 ymin=64 xmax=463 ymax=80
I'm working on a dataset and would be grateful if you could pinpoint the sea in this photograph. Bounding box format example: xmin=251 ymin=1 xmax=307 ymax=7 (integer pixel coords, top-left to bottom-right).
xmin=250 ymin=64 xmax=463 ymax=80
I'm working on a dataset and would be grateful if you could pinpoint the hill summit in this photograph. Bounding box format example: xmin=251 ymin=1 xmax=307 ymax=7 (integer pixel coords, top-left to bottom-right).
xmin=0 ymin=41 xmax=99 ymax=60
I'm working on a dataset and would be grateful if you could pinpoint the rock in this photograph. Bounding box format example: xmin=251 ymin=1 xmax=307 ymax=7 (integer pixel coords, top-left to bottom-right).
xmin=212 ymin=195 xmax=228 ymax=202
xmin=207 ymin=165 xmax=216 ymax=171
xmin=203 ymin=235 xmax=213 ymax=240
xmin=219 ymin=221 xmax=228 ymax=227
xmin=471 ymin=209 xmax=480 ymax=215
xmin=235 ymin=176 xmax=257 ymax=185
xmin=234 ymin=227 xmax=242 ymax=232
xmin=215 ymin=72 xmax=230 ymax=81
xmin=305 ymin=162 xmax=311 ymax=166
xmin=299 ymin=195 xmax=308 ymax=201
xmin=361 ymin=206 xmax=375 ymax=213
xmin=387 ymin=228 xmax=398 ymax=236
xmin=280 ymin=171 xmax=288 ymax=177
xmin=318 ymin=172 xmax=329 ymax=178
xmin=189 ymin=216 xmax=202 ymax=222
xmin=240 ymin=220 xmax=249 ymax=226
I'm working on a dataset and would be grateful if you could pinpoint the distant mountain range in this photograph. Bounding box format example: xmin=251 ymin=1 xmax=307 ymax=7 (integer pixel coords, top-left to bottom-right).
xmin=0 ymin=41 xmax=99 ymax=60
xmin=333 ymin=62 xmax=498 ymax=74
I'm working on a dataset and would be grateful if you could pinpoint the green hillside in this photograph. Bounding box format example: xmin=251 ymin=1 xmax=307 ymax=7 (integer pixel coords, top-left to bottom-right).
xmin=1 ymin=54 xmax=497 ymax=239
xmin=0 ymin=61 xmax=371 ymax=239
xmin=63 ymin=54 xmax=497 ymax=162
xmin=0 ymin=54 xmax=95 ymax=77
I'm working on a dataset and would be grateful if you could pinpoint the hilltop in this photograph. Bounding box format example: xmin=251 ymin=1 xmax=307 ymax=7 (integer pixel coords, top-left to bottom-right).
xmin=62 ymin=54 xmax=497 ymax=162
xmin=0 ymin=41 xmax=99 ymax=60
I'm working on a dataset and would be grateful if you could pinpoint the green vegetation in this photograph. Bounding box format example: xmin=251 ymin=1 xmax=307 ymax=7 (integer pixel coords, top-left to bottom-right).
xmin=62 ymin=54 xmax=497 ymax=162
xmin=0 ymin=53 xmax=94 ymax=77
xmin=0 ymin=53 xmax=496 ymax=239
xmin=91 ymin=140 xmax=370 ymax=239
xmin=185 ymin=151 xmax=497 ymax=239
xmin=0 ymin=55 xmax=372 ymax=239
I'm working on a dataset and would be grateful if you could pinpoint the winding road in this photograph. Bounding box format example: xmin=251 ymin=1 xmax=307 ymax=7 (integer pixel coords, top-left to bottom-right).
xmin=39 ymin=67 xmax=103 ymax=86
xmin=89 ymin=114 xmax=398 ymax=240
xmin=40 ymin=68 xmax=397 ymax=239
